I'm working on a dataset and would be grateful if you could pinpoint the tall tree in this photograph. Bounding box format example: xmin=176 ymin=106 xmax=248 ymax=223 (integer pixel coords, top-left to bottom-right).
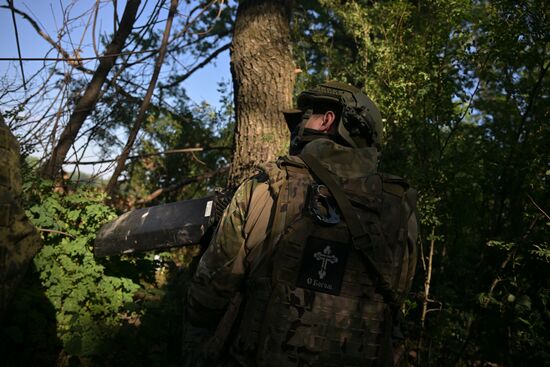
xmin=228 ymin=0 xmax=295 ymax=188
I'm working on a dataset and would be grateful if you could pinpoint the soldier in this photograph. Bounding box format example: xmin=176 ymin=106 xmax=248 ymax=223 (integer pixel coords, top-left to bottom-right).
xmin=0 ymin=113 xmax=42 ymax=322
xmin=186 ymin=82 xmax=418 ymax=366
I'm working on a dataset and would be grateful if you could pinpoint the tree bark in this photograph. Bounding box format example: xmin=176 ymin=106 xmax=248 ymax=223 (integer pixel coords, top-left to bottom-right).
xmin=40 ymin=0 xmax=141 ymax=180
xmin=227 ymin=0 xmax=295 ymax=188
xmin=105 ymin=0 xmax=179 ymax=198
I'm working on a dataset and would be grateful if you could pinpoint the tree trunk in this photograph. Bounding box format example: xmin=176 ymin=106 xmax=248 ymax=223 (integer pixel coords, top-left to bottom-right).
xmin=228 ymin=0 xmax=295 ymax=188
xmin=40 ymin=0 xmax=141 ymax=180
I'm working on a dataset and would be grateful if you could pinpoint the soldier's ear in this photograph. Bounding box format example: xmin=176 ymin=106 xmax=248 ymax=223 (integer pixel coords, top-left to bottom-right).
xmin=321 ymin=111 xmax=336 ymax=132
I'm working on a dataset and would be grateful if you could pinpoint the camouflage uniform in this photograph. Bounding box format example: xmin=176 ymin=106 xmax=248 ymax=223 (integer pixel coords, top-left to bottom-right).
xmin=0 ymin=114 xmax=42 ymax=321
xmin=187 ymin=138 xmax=418 ymax=366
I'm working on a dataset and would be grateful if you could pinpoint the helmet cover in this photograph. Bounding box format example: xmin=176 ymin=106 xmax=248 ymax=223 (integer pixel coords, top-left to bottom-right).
xmin=284 ymin=81 xmax=383 ymax=150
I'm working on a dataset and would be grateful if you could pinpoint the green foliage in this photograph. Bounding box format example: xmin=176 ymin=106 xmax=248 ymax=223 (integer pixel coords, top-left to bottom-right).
xmin=96 ymin=76 xmax=234 ymax=207
xmin=120 ymin=96 xmax=233 ymax=205
xmin=24 ymin=180 xmax=141 ymax=356
xmin=292 ymin=1 xmax=361 ymax=91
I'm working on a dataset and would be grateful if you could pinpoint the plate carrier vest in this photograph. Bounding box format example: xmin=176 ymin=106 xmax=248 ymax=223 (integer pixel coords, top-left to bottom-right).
xmin=229 ymin=154 xmax=416 ymax=367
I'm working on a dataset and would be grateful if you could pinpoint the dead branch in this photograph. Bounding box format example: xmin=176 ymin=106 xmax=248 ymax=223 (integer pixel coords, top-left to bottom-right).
xmin=92 ymin=0 xmax=100 ymax=58
xmin=37 ymin=228 xmax=75 ymax=238
xmin=7 ymin=0 xmax=27 ymax=89
xmin=527 ymin=194 xmax=550 ymax=221
xmin=1 ymin=3 xmax=91 ymax=73
xmin=195 ymin=0 xmax=225 ymax=36
xmin=40 ymin=0 xmax=142 ymax=180
xmin=137 ymin=165 xmax=228 ymax=204
xmin=421 ymin=226 xmax=437 ymax=328
xmin=171 ymin=0 xmax=214 ymax=40
xmin=65 ymin=146 xmax=230 ymax=165
xmin=418 ymin=226 xmax=440 ymax=365
xmin=162 ymin=42 xmax=230 ymax=89
xmin=110 ymin=82 xmax=190 ymax=121
xmin=0 ymin=50 xmax=159 ymax=63
xmin=106 ymin=0 xmax=180 ymax=197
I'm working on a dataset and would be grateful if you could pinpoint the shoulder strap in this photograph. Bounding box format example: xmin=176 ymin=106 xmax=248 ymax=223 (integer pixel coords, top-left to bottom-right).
xmin=247 ymin=163 xmax=290 ymax=280
xmin=298 ymin=152 xmax=399 ymax=308
xmin=206 ymin=170 xmax=290 ymax=358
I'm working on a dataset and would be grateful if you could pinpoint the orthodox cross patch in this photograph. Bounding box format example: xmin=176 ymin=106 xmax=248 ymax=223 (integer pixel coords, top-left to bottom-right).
xmin=296 ymin=236 xmax=350 ymax=296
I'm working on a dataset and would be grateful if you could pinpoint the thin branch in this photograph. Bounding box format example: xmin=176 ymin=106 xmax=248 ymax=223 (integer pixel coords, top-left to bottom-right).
xmin=418 ymin=226 xmax=439 ymax=365
xmin=527 ymin=194 xmax=550 ymax=221
xmin=40 ymin=0 xmax=141 ymax=180
xmin=162 ymin=41 xmax=230 ymax=89
xmin=194 ymin=0 xmax=225 ymax=36
xmin=169 ymin=27 xmax=231 ymax=55
xmin=421 ymin=226 xmax=437 ymax=329
xmin=419 ymin=231 xmax=427 ymax=272
xmin=110 ymin=81 xmax=175 ymax=117
xmin=439 ymin=57 xmax=487 ymax=158
xmin=46 ymin=79 xmax=69 ymax=155
xmin=65 ymin=146 xmax=230 ymax=165
xmin=137 ymin=165 xmax=228 ymax=204
xmin=0 ymin=49 xmax=158 ymax=63
xmin=170 ymin=1 xmax=208 ymax=40
xmin=37 ymin=228 xmax=75 ymax=238
xmin=1 ymin=3 xmax=84 ymax=70
xmin=7 ymin=0 xmax=27 ymax=89
xmin=92 ymin=0 xmax=101 ymax=57
xmin=106 ymin=0 xmax=180 ymax=196
xmin=74 ymin=2 xmax=96 ymax=63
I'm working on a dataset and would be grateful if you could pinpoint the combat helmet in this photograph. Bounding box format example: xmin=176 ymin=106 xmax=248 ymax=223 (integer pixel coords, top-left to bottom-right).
xmin=284 ymin=81 xmax=383 ymax=150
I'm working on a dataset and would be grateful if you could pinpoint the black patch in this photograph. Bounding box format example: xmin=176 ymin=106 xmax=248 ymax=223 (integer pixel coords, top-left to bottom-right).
xmin=296 ymin=236 xmax=350 ymax=295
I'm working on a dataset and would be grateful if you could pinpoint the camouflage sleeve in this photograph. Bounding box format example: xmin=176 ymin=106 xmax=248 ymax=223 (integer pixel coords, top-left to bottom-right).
xmin=186 ymin=175 xmax=273 ymax=328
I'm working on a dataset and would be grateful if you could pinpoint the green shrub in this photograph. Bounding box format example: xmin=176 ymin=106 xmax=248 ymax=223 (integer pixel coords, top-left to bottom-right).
xmin=25 ymin=181 xmax=141 ymax=356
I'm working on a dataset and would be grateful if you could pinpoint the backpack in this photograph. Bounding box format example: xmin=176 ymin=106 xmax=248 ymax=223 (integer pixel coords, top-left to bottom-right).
xmin=230 ymin=153 xmax=417 ymax=367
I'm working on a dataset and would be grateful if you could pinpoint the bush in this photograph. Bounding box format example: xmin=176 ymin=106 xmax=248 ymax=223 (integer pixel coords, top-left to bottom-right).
xmin=25 ymin=181 xmax=141 ymax=356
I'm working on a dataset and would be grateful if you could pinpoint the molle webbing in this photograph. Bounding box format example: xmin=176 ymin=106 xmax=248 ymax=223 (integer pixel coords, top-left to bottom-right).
xmin=299 ymin=153 xmax=399 ymax=367
xmin=299 ymin=152 xmax=400 ymax=308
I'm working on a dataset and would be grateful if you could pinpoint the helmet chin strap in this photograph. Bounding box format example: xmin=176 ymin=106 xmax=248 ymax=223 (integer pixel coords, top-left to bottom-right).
xmin=289 ymin=110 xmax=310 ymax=155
